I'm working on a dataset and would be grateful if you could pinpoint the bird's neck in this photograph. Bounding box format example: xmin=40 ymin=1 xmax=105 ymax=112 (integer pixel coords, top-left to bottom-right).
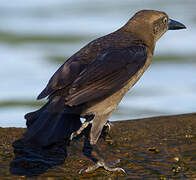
xmin=121 ymin=23 xmax=156 ymax=55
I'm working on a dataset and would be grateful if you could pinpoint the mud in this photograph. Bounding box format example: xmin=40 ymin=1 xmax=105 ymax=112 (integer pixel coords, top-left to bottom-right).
xmin=0 ymin=113 xmax=196 ymax=179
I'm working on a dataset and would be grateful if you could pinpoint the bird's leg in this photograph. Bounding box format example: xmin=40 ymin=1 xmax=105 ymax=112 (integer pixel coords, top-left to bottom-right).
xmin=70 ymin=121 xmax=89 ymax=141
xmin=70 ymin=114 xmax=94 ymax=141
xmin=79 ymin=135 xmax=125 ymax=174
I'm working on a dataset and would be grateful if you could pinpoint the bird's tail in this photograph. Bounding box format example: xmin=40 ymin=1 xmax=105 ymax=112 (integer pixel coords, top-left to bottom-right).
xmin=23 ymin=96 xmax=82 ymax=147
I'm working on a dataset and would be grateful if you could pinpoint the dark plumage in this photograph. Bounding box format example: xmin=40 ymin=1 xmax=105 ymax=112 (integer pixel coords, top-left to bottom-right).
xmin=23 ymin=10 xmax=186 ymax=173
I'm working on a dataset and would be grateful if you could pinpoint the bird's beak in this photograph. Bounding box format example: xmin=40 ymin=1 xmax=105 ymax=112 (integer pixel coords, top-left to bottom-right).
xmin=168 ymin=19 xmax=186 ymax=30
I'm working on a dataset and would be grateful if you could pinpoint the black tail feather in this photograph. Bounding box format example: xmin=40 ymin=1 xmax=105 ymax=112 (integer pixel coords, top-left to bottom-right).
xmin=10 ymin=97 xmax=82 ymax=177
xmin=23 ymin=97 xmax=82 ymax=147
xmin=24 ymin=102 xmax=50 ymax=128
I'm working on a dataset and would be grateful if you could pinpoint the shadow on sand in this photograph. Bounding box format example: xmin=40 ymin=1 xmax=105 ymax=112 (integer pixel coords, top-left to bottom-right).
xmin=10 ymin=138 xmax=68 ymax=177
xmin=9 ymin=123 xmax=106 ymax=178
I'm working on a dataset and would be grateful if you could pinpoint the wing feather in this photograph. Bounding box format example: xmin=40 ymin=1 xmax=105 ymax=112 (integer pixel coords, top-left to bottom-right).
xmin=37 ymin=60 xmax=85 ymax=100
xmin=66 ymin=46 xmax=147 ymax=106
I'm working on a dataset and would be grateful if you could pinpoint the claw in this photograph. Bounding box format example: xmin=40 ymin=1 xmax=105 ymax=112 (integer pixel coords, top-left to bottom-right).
xmin=79 ymin=159 xmax=126 ymax=174
xmin=79 ymin=163 xmax=100 ymax=174
xmin=105 ymin=121 xmax=113 ymax=131
xmin=107 ymin=158 xmax=120 ymax=166
xmin=104 ymin=166 xmax=126 ymax=173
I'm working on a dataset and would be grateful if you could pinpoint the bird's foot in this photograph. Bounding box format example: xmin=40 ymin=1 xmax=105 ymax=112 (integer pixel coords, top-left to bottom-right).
xmin=100 ymin=121 xmax=114 ymax=141
xmin=104 ymin=121 xmax=113 ymax=131
xmin=79 ymin=159 xmax=125 ymax=174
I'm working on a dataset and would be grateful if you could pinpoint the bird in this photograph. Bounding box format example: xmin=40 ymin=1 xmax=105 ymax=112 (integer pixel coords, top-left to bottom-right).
xmin=23 ymin=10 xmax=186 ymax=173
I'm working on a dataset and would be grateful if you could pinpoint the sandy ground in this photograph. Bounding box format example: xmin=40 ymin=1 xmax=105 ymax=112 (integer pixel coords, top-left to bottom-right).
xmin=0 ymin=113 xmax=196 ymax=179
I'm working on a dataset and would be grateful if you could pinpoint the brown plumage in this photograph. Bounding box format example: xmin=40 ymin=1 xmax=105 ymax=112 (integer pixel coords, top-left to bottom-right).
xmin=24 ymin=10 xmax=186 ymax=173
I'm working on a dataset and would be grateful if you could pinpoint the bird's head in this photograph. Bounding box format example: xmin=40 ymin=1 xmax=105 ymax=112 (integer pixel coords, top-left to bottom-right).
xmin=123 ymin=10 xmax=186 ymax=53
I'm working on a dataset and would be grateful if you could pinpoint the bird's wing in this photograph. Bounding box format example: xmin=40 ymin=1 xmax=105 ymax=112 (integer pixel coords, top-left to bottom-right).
xmin=37 ymin=59 xmax=86 ymax=100
xmin=66 ymin=45 xmax=147 ymax=106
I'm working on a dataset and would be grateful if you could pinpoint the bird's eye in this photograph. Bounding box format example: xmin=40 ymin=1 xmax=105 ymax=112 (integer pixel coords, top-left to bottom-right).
xmin=162 ymin=17 xmax=168 ymax=24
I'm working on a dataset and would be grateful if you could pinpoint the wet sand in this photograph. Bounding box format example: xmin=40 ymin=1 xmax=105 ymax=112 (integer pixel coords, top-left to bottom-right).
xmin=0 ymin=113 xmax=196 ymax=179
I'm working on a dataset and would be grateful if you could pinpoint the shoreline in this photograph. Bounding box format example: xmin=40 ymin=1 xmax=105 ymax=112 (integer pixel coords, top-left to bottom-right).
xmin=0 ymin=113 xmax=196 ymax=179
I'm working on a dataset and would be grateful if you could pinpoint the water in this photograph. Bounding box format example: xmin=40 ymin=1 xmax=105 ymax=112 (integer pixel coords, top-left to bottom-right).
xmin=0 ymin=0 xmax=196 ymax=127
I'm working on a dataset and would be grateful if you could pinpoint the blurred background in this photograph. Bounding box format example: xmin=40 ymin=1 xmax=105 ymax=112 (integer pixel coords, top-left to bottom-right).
xmin=0 ymin=0 xmax=196 ymax=127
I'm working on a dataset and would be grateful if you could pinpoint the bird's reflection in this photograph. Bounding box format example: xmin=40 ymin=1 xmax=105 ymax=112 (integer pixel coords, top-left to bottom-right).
xmin=10 ymin=137 xmax=68 ymax=177
xmin=11 ymin=122 xmax=108 ymax=178
xmin=9 ymin=122 xmax=109 ymax=177
xmin=10 ymin=114 xmax=82 ymax=177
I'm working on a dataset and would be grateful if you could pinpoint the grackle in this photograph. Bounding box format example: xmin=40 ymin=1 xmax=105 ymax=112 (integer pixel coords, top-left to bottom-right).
xmin=23 ymin=10 xmax=186 ymax=173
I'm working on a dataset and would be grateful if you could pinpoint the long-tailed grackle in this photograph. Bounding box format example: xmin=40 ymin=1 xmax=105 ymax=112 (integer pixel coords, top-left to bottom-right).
xmin=23 ymin=10 xmax=186 ymax=173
